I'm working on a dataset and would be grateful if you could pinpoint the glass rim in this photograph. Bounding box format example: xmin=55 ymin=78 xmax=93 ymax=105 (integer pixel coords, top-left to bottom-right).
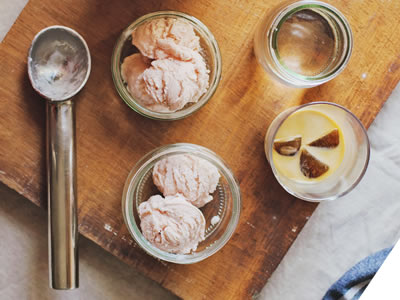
xmin=121 ymin=143 xmax=241 ymax=263
xmin=268 ymin=1 xmax=353 ymax=86
xmin=267 ymin=102 xmax=370 ymax=202
xmin=111 ymin=11 xmax=222 ymax=121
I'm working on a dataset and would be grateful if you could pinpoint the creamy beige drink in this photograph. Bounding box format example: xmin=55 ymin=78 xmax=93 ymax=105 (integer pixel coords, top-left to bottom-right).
xmin=265 ymin=102 xmax=369 ymax=202
xmin=272 ymin=109 xmax=345 ymax=182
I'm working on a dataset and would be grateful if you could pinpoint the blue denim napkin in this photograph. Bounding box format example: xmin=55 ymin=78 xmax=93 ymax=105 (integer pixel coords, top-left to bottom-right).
xmin=322 ymin=247 xmax=393 ymax=300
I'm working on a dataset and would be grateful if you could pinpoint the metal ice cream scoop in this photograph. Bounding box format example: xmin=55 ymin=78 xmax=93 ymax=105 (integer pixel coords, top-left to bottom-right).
xmin=27 ymin=25 xmax=91 ymax=290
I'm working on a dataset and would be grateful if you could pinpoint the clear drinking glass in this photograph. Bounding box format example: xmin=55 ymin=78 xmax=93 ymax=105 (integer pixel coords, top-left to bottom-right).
xmin=254 ymin=1 xmax=353 ymax=88
xmin=111 ymin=11 xmax=222 ymax=120
xmin=122 ymin=143 xmax=241 ymax=264
xmin=265 ymin=102 xmax=370 ymax=201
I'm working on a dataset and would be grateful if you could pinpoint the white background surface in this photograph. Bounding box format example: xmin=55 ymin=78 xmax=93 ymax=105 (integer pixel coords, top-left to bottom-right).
xmin=1 ymin=1 xmax=400 ymax=299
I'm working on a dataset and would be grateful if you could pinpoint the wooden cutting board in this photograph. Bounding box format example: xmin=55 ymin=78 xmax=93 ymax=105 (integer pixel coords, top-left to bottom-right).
xmin=1 ymin=0 xmax=400 ymax=299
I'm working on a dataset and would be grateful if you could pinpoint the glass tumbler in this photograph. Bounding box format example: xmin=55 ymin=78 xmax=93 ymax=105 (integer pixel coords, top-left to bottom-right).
xmin=265 ymin=102 xmax=370 ymax=201
xmin=111 ymin=11 xmax=222 ymax=120
xmin=254 ymin=1 xmax=353 ymax=88
xmin=122 ymin=143 xmax=241 ymax=263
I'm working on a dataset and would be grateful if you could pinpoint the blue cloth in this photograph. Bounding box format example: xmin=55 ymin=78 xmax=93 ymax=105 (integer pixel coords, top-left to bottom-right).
xmin=322 ymin=247 xmax=393 ymax=300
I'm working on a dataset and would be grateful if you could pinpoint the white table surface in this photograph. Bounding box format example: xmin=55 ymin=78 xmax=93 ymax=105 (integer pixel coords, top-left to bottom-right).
xmin=1 ymin=1 xmax=400 ymax=299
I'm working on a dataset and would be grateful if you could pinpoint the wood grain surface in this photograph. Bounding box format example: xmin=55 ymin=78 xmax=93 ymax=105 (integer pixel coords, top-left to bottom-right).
xmin=1 ymin=0 xmax=400 ymax=299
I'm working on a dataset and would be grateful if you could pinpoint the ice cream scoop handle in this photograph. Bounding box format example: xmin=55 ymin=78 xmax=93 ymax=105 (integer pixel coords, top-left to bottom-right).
xmin=47 ymin=100 xmax=78 ymax=289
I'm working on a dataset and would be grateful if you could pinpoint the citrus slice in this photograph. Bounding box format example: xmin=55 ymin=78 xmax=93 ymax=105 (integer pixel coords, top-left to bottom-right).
xmin=300 ymin=149 xmax=329 ymax=178
xmin=273 ymin=136 xmax=302 ymax=156
xmin=308 ymin=129 xmax=339 ymax=148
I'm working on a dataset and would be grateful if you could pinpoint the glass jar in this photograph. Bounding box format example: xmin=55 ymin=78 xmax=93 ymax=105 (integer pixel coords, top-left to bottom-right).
xmin=111 ymin=11 xmax=222 ymax=120
xmin=122 ymin=143 xmax=241 ymax=263
xmin=265 ymin=102 xmax=370 ymax=201
xmin=254 ymin=1 xmax=353 ymax=88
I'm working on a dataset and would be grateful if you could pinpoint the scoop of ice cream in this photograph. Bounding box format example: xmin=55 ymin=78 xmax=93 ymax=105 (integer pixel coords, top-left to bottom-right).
xmin=153 ymin=154 xmax=220 ymax=208
xmin=132 ymin=18 xmax=200 ymax=61
xmin=121 ymin=53 xmax=154 ymax=106
xmin=121 ymin=52 xmax=209 ymax=112
xmin=138 ymin=194 xmax=205 ymax=254
xmin=141 ymin=52 xmax=209 ymax=112
xmin=122 ymin=16 xmax=211 ymax=113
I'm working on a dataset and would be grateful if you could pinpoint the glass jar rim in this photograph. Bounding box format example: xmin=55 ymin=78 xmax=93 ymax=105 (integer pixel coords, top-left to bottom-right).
xmin=122 ymin=143 xmax=241 ymax=263
xmin=267 ymin=102 xmax=370 ymax=202
xmin=111 ymin=11 xmax=222 ymax=120
xmin=268 ymin=1 xmax=353 ymax=87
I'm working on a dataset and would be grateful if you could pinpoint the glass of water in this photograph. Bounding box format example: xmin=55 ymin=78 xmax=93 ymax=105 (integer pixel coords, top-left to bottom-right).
xmin=254 ymin=1 xmax=353 ymax=88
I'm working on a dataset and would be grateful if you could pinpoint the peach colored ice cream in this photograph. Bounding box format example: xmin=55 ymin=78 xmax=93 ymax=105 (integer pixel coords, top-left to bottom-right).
xmin=132 ymin=17 xmax=200 ymax=61
xmin=138 ymin=194 xmax=205 ymax=254
xmin=121 ymin=53 xmax=153 ymax=106
xmin=121 ymin=17 xmax=210 ymax=113
xmin=142 ymin=53 xmax=209 ymax=112
xmin=153 ymin=154 xmax=220 ymax=208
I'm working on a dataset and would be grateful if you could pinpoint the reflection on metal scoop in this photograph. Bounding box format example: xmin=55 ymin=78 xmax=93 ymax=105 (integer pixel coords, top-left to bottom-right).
xmin=27 ymin=26 xmax=91 ymax=290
